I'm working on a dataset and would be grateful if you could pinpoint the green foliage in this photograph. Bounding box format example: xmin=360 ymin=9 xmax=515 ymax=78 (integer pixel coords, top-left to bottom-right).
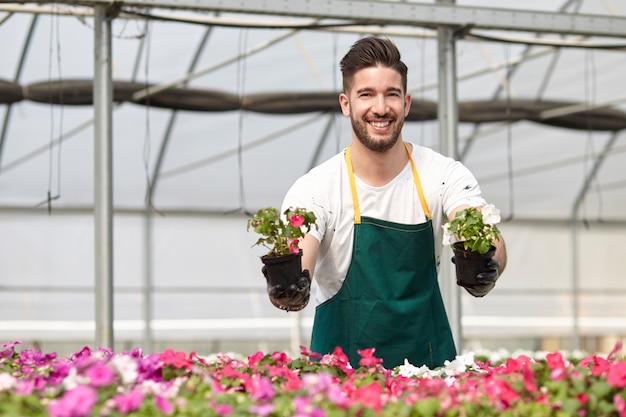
xmin=446 ymin=205 xmax=501 ymax=255
xmin=247 ymin=206 xmax=317 ymax=257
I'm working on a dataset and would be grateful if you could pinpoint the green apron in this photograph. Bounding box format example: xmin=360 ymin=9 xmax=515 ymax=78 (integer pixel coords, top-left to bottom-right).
xmin=310 ymin=143 xmax=456 ymax=369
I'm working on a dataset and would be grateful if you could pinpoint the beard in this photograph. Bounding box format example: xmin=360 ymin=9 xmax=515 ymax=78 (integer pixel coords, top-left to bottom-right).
xmin=350 ymin=113 xmax=404 ymax=153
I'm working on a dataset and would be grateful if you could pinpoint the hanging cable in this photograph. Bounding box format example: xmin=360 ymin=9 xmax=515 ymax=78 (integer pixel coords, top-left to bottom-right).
xmin=332 ymin=32 xmax=341 ymax=153
xmin=582 ymin=48 xmax=602 ymax=226
xmin=235 ymin=27 xmax=250 ymax=214
xmin=37 ymin=7 xmax=63 ymax=212
xmin=143 ymin=21 xmax=153 ymax=206
xmin=503 ymin=43 xmax=515 ymax=222
xmin=418 ymin=36 xmax=426 ymax=146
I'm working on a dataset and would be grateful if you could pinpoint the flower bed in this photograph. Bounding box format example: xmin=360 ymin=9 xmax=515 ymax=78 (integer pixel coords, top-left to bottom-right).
xmin=1 ymin=340 xmax=625 ymax=416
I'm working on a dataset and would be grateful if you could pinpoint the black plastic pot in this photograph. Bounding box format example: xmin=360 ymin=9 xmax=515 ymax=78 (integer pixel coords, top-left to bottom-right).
xmin=452 ymin=242 xmax=496 ymax=287
xmin=261 ymin=250 xmax=309 ymax=311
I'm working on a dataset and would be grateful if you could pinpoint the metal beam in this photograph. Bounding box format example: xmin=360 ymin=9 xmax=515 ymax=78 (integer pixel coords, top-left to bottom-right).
xmin=93 ymin=4 xmax=115 ymax=349
xmin=18 ymin=0 xmax=626 ymax=38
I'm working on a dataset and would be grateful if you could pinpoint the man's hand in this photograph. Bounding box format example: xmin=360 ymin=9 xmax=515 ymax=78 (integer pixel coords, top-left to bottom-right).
xmin=262 ymin=267 xmax=311 ymax=311
xmin=452 ymin=257 xmax=499 ymax=298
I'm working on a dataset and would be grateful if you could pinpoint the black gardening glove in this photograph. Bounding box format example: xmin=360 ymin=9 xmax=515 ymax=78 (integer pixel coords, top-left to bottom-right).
xmin=262 ymin=267 xmax=311 ymax=312
xmin=452 ymin=257 xmax=499 ymax=298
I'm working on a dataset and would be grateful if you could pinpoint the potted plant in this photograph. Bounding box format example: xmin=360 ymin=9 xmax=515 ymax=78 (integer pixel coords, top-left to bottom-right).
xmin=442 ymin=204 xmax=501 ymax=288
xmin=247 ymin=206 xmax=317 ymax=311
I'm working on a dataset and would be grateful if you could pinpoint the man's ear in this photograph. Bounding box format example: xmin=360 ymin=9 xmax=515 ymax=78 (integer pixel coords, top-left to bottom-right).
xmin=404 ymin=93 xmax=411 ymax=117
xmin=339 ymin=93 xmax=350 ymax=116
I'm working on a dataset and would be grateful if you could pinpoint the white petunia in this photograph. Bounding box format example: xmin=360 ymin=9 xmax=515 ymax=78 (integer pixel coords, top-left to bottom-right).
xmin=0 ymin=373 xmax=17 ymax=391
xmin=110 ymin=354 xmax=139 ymax=385
xmin=441 ymin=223 xmax=453 ymax=246
xmin=481 ymin=203 xmax=501 ymax=226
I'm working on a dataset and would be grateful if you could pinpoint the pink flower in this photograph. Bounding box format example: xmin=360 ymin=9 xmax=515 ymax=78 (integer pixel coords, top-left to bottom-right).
xmin=160 ymin=348 xmax=193 ymax=370
xmin=249 ymin=374 xmax=275 ymax=400
xmin=521 ymin=362 xmax=538 ymax=393
xmin=113 ymin=389 xmax=144 ymax=414
xmin=607 ymin=362 xmax=626 ymax=388
xmin=354 ymin=381 xmax=383 ymax=412
xmin=213 ymin=403 xmax=233 ymax=415
xmin=271 ymin=351 xmax=290 ymax=365
xmin=247 ymin=351 xmax=265 ymax=367
xmin=546 ymin=352 xmax=567 ymax=381
xmin=48 ymin=385 xmax=97 ymax=417
xmin=85 ymin=363 xmax=115 ymax=386
xmin=290 ymin=214 xmax=305 ymax=227
xmin=357 ymin=348 xmax=383 ymax=368
xmin=300 ymin=346 xmax=323 ymax=360
xmin=155 ymin=395 xmax=174 ymax=415
xmin=580 ymin=355 xmax=611 ymax=376
xmin=615 ymin=394 xmax=626 ymax=417
xmin=249 ymin=403 xmax=273 ymax=417
xmin=288 ymin=238 xmax=300 ymax=254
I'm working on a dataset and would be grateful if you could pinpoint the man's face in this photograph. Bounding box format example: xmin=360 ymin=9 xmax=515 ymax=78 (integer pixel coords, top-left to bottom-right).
xmin=339 ymin=66 xmax=411 ymax=153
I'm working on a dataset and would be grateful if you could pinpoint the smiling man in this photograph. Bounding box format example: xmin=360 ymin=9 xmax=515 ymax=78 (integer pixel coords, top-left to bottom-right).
xmin=273 ymin=36 xmax=507 ymax=369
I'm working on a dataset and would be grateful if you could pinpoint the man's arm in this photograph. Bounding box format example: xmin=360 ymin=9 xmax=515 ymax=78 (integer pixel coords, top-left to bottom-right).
xmin=299 ymin=233 xmax=320 ymax=279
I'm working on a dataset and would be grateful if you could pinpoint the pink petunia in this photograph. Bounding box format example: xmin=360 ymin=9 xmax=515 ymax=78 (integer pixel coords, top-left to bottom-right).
xmin=300 ymin=346 xmax=323 ymax=360
xmin=213 ymin=403 xmax=233 ymax=415
xmin=154 ymin=395 xmax=174 ymax=415
xmin=580 ymin=355 xmax=610 ymax=376
xmin=249 ymin=403 xmax=273 ymax=417
xmin=607 ymin=362 xmax=626 ymax=389
xmin=288 ymin=238 xmax=300 ymax=254
xmin=48 ymin=385 xmax=97 ymax=417
xmin=113 ymin=389 xmax=144 ymax=414
xmin=247 ymin=351 xmax=265 ymax=367
xmin=160 ymin=349 xmax=193 ymax=370
xmin=357 ymin=348 xmax=383 ymax=368
xmin=614 ymin=394 xmax=626 ymax=417
xmin=290 ymin=214 xmax=305 ymax=227
xmin=85 ymin=363 xmax=116 ymax=386
xmin=249 ymin=374 xmax=275 ymax=401
xmin=354 ymin=381 xmax=383 ymax=412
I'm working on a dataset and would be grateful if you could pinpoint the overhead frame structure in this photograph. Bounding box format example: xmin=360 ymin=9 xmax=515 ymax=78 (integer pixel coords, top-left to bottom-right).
xmin=1 ymin=0 xmax=625 ymax=352
xmin=11 ymin=0 xmax=624 ymax=37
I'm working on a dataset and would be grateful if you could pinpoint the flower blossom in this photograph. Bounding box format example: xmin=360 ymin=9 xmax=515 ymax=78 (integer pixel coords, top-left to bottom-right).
xmin=607 ymin=361 xmax=626 ymax=388
xmin=109 ymin=354 xmax=139 ymax=385
xmin=48 ymin=385 xmax=97 ymax=417
xmin=290 ymin=214 xmax=305 ymax=227
xmin=113 ymin=388 xmax=144 ymax=414
xmin=85 ymin=363 xmax=116 ymax=386
xmin=288 ymin=238 xmax=301 ymax=254
xmin=481 ymin=203 xmax=501 ymax=225
xmin=441 ymin=223 xmax=453 ymax=245
xmin=0 ymin=373 xmax=17 ymax=391
xmin=357 ymin=348 xmax=383 ymax=368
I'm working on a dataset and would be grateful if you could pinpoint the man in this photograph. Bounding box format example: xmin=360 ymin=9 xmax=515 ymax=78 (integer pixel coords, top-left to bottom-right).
xmin=272 ymin=36 xmax=507 ymax=369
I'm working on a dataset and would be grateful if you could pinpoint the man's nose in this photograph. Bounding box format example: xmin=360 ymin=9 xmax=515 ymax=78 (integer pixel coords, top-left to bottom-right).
xmin=372 ymin=95 xmax=389 ymax=115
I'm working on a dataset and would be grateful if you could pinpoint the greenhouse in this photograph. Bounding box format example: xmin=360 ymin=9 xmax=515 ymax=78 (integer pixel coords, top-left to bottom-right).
xmin=0 ymin=0 xmax=625 ymax=360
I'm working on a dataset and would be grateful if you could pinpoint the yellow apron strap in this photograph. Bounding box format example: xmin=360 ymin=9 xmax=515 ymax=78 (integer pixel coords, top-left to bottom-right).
xmin=345 ymin=143 xmax=432 ymax=224
xmin=345 ymin=145 xmax=361 ymax=224
xmin=404 ymin=143 xmax=432 ymax=221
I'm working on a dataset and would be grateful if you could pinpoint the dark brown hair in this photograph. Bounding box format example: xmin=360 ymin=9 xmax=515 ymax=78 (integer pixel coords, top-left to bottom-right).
xmin=340 ymin=36 xmax=408 ymax=94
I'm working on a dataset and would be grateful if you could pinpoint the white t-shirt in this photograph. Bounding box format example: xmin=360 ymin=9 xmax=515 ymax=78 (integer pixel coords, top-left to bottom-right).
xmin=281 ymin=142 xmax=485 ymax=305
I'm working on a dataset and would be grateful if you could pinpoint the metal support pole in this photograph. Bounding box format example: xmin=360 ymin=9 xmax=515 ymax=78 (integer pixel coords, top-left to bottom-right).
xmin=569 ymin=131 xmax=620 ymax=351
xmin=93 ymin=5 xmax=114 ymax=349
xmin=437 ymin=0 xmax=462 ymax=353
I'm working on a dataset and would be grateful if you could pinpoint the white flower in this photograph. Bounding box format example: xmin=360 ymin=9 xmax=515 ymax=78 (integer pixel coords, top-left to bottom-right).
xmin=110 ymin=354 xmax=138 ymax=385
xmin=481 ymin=203 xmax=501 ymax=226
xmin=441 ymin=223 xmax=453 ymax=246
xmin=396 ymin=359 xmax=433 ymax=378
xmin=0 ymin=373 xmax=17 ymax=391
